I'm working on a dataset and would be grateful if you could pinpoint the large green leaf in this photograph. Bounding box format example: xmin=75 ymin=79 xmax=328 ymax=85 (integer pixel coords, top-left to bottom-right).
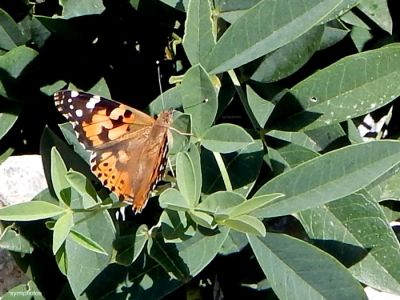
xmin=0 ymin=201 xmax=66 ymax=221
xmin=248 ymin=233 xmax=367 ymax=299
xmin=298 ymin=191 xmax=400 ymax=294
xmin=0 ymin=45 xmax=38 ymax=99
xmin=358 ymin=0 xmax=392 ymax=34
xmin=0 ymin=8 xmax=26 ymax=50
xmin=65 ymin=209 xmax=115 ymax=298
xmin=182 ymin=0 xmax=215 ymax=66
xmin=254 ymin=141 xmax=400 ymax=218
xmin=250 ymin=25 xmax=324 ymax=83
xmin=181 ymin=65 xmax=218 ymax=135
xmin=204 ymin=0 xmax=342 ymax=74
xmin=273 ymin=45 xmax=400 ymax=131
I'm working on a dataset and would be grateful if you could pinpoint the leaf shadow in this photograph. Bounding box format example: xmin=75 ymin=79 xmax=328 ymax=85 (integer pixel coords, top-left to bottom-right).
xmin=311 ymin=239 xmax=370 ymax=268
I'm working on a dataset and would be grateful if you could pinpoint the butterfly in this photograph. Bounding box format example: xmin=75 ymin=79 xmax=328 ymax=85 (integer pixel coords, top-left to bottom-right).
xmin=54 ymin=90 xmax=172 ymax=213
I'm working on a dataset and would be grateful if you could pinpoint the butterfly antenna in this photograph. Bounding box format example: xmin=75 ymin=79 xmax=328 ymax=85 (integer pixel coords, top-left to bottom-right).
xmin=156 ymin=60 xmax=166 ymax=111
xmin=157 ymin=60 xmax=176 ymax=177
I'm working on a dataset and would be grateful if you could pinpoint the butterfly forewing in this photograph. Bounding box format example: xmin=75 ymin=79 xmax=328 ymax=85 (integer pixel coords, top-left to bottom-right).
xmin=54 ymin=90 xmax=155 ymax=150
xmin=54 ymin=90 xmax=172 ymax=213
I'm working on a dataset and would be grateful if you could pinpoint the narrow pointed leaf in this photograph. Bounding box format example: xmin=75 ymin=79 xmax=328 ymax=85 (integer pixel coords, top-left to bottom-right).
xmin=254 ymin=141 xmax=400 ymax=218
xmin=275 ymin=46 xmax=400 ymax=131
xmin=205 ymin=0 xmax=342 ymax=74
xmin=183 ymin=0 xmax=215 ymax=65
xmin=223 ymin=215 xmax=266 ymax=236
xmin=298 ymin=191 xmax=400 ymax=295
xmin=53 ymin=211 xmax=74 ymax=254
xmin=69 ymin=230 xmax=108 ymax=255
xmin=0 ymin=201 xmax=66 ymax=221
xmin=248 ymin=233 xmax=367 ymax=299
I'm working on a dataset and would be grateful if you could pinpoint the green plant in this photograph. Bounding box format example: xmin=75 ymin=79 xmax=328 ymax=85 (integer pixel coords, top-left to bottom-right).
xmin=1 ymin=0 xmax=400 ymax=299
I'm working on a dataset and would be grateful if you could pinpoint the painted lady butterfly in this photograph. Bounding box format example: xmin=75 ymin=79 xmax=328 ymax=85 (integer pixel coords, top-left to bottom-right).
xmin=54 ymin=90 xmax=172 ymax=213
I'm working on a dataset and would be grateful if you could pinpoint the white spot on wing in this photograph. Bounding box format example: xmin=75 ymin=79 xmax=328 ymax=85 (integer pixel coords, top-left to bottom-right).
xmin=76 ymin=109 xmax=83 ymax=117
xmin=71 ymin=91 xmax=79 ymax=97
xmin=69 ymin=105 xmax=74 ymax=110
xmin=86 ymin=96 xmax=101 ymax=109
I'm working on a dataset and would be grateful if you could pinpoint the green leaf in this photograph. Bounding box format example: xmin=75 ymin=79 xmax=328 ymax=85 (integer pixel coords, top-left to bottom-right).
xmin=114 ymin=224 xmax=148 ymax=266
xmin=169 ymin=112 xmax=192 ymax=154
xmin=0 ymin=46 xmax=37 ymax=99
xmin=0 ymin=45 xmax=37 ymax=78
xmin=248 ymin=233 xmax=367 ymax=299
xmin=274 ymin=45 xmax=400 ymax=131
xmin=69 ymin=230 xmax=108 ymax=255
xmin=40 ymin=80 xmax=67 ymax=96
xmin=250 ymin=25 xmax=324 ymax=83
xmin=0 ymin=224 xmax=33 ymax=254
xmin=266 ymin=130 xmax=321 ymax=152
xmin=0 ymin=147 xmax=13 ymax=165
xmin=149 ymin=85 xmax=183 ymax=115
xmin=159 ymin=188 xmax=192 ymax=211
xmin=202 ymin=124 xmax=254 ymax=153
xmin=52 ymin=210 xmax=74 ymax=254
xmin=87 ymin=77 xmax=111 ymax=98
xmin=50 ymin=147 xmax=69 ymax=203
xmin=197 ymin=191 xmax=245 ymax=216
xmin=366 ymin=164 xmax=400 ymax=202
xmin=297 ymin=191 xmax=400 ymax=295
xmin=59 ymin=122 xmax=90 ymax=163
xmin=65 ymin=170 xmax=98 ymax=209
xmin=247 ymin=85 xmax=274 ymax=128
xmin=189 ymin=210 xmax=215 ymax=229
xmin=159 ymin=0 xmax=189 ymax=11
xmin=0 ymin=8 xmax=26 ymax=50
xmin=358 ymin=0 xmax=392 ymax=34
xmin=60 ymin=0 xmax=106 ymax=18
xmin=254 ymin=141 xmax=400 ymax=218
xmin=186 ymin=143 xmax=202 ymax=201
xmin=319 ymin=23 xmax=349 ymax=50
xmin=350 ymin=26 xmax=373 ymax=52
xmin=228 ymin=193 xmax=284 ymax=218
xmin=176 ymin=151 xmax=198 ymax=206
xmin=65 ymin=209 xmax=115 ymax=297
xmin=148 ymin=226 xmax=229 ymax=279
xmin=0 ymin=103 xmax=20 ymax=140
xmin=223 ymin=215 xmax=266 ymax=236
xmin=219 ymin=231 xmax=248 ymax=255
xmin=181 ymin=64 xmax=218 ymax=135
xmin=0 ymin=201 xmax=66 ymax=221
xmin=182 ymin=0 xmax=215 ymax=65
xmin=205 ymin=0 xmax=343 ymax=74
xmin=160 ymin=209 xmax=196 ymax=242
xmin=202 ymin=140 xmax=264 ymax=196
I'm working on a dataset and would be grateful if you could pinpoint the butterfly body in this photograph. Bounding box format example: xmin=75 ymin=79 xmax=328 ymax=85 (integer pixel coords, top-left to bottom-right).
xmin=54 ymin=90 xmax=172 ymax=212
